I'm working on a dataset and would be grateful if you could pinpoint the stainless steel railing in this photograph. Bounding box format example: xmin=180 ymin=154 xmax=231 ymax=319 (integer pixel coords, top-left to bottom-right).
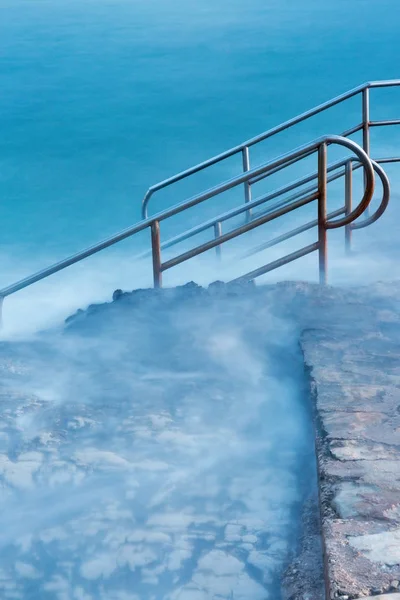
xmin=0 ymin=134 xmax=377 ymax=323
xmin=141 ymin=79 xmax=400 ymax=221
xmin=0 ymin=80 xmax=396 ymax=323
xmin=134 ymin=156 xmax=389 ymax=264
xmin=149 ymin=135 xmax=376 ymax=287
xmin=234 ymin=158 xmax=389 ymax=262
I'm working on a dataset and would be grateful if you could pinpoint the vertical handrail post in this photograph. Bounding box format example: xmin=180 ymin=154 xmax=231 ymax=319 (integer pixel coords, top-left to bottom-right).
xmin=344 ymin=160 xmax=353 ymax=254
xmin=214 ymin=221 xmax=222 ymax=260
xmin=318 ymin=143 xmax=328 ymax=284
xmin=151 ymin=221 xmax=162 ymax=288
xmin=242 ymin=147 xmax=252 ymax=223
xmin=362 ymin=87 xmax=371 ymax=216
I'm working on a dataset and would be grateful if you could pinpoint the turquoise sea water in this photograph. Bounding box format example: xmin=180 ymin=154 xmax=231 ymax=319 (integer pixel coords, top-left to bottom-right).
xmin=1 ymin=0 xmax=400 ymax=253
xmin=1 ymin=0 xmax=400 ymax=331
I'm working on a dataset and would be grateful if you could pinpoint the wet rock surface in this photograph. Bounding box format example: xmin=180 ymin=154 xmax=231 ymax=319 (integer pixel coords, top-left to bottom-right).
xmin=70 ymin=278 xmax=400 ymax=600
xmin=295 ymin=280 xmax=400 ymax=600
xmin=1 ymin=278 xmax=399 ymax=599
xmin=281 ymin=494 xmax=324 ymax=600
xmin=0 ymin=281 xmax=317 ymax=600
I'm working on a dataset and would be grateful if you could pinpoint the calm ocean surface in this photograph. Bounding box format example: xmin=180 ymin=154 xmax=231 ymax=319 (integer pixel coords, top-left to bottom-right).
xmin=1 ymin=0 xmax=400 ymax=327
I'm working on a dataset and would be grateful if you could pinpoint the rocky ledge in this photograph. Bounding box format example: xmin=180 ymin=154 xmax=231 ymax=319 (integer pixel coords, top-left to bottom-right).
xmin=1 ymin=278 xmax=399 ymax=600
xmin=67 ymin=278 xmax=400 ymax=600
xmin=298 ymin=282 xmax=400 ymax=600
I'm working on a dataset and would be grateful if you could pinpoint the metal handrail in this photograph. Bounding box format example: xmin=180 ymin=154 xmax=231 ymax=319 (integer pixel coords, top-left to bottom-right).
xmin=154 ymin=136 xmax=374 ymax=284
xmin=237 ymin=159 xmax=389 ymax=261
xmin=1 ymin=80 xmax=396 ymax=325
xmin=134 ymin=156 xmax=354 ymax=262
xmin=0 ymin=134 xmax=375 ymax=324
xmin=137 ymin=154 xmax=388 ymax=264
xmin=350 ymin=161 xmax=390 ymax=229
xmin=141 ymin=79 xmax=400 ymax=219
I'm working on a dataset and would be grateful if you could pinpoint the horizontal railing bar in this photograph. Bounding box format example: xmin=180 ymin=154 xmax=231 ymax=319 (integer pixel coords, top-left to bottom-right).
xmin=250 ymin=181 xmax=333 ymax=223
xmin=374 ymin=157 xmax=400 ymax=164
xmin=140 ymin=156 xmax=360 ymax=261
xmin=169 ymin=154 xmax=356 ymax=257
xmin=0 ymin=135 xmax=372 ymax=299
xmin=141 ymin=136 xmax=344 ymax=227
xmin=240 ymin=160 xmax=358 ymax=221
xmin=149 ymin=135 xmax=364 ymax=226
xmin=368 ymin=80 xmax=400 ymax=88
xmin=241 ymin=207 xmax=346 ymax=259
xmin=0 ymin=77 xmax=395 ymax=313
xmin=141 ymin=193 xmax=295 ymax=258
xmin=0 ymin=220 xmax=151 ymax=298
xmin=341 ymin=123 xmax=364 ymax=137
xmin=0 ymin=134 xmax=378 ymax=301
xmin=230 ymin=242 xmax=320 ymax=284
xmin=0 ymin=141 xmax=320 ymax=298
xmin=249 ymin=162 xmax=360 ymax=222
xmin=160 ymin=193 xmax=318 ymax=272
xmin=0 ymin=142 xmax=323 ymax=297
xmin=153 ymin=138 xmax=328 ymax=221
xmin=163 ymin=184 xmax=319 ymax=251
xmin=370 ymin=120 xmax=400 ymax=127
xmin=250 ymin=125 xmax=363 ymax=186
xmin=249 ymin=149 xmax=316 ymax=185
xmin=142 ymin=80 xmax=400 ymax=218
xmin=251 ymin=157 xmax=362 ymax=215
xmin=0 ymin=136 xmax=357 ymax=299
xmin=245 ymin=158 xmax=382 ymax=240
xmin=141 ymin=84 xmax=373 ymax=217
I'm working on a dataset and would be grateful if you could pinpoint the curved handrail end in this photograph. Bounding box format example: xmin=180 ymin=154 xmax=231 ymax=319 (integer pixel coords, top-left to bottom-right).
xmin=141 ymin=189 xmax=154 ymax=219
xmin=323 ymin=137 xmax=375 ymax=229
xmin=351 ymin=161 xmax=390 ymax=230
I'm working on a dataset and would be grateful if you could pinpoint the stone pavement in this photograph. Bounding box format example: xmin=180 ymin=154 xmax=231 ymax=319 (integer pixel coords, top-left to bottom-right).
xmin=0 ymin=281 xmax=319 ymax=600
xmin=1 ymin=278 xmax=400 ymax=600
xmin=292 ymin=281 xmax=400 ymax=600
xmin=48 ymin=278 xmax=400 ymax=600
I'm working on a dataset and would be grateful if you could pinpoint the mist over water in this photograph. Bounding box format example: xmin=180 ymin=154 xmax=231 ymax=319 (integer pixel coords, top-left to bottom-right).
xmin=1 ymin=1 xmax=400 ymax=598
